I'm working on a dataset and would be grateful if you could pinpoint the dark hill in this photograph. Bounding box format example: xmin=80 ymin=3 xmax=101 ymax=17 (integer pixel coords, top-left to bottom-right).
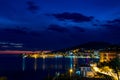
xmin=53 ymin=41 xmax=112 ymax=52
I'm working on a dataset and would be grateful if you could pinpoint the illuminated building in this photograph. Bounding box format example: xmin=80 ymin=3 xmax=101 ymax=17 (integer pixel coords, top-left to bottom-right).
xmin=78 ymin=64 xmax=94 ymax=77
xmin=100 ymin=51 xmax=116 ymax=62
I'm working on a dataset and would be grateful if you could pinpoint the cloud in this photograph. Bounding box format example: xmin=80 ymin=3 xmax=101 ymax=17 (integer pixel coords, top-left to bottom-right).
xmin=107 ymin=18 xmax=120 ymax=23
xmin=2 ymin=26 xmax=42 ymax=36
xmin=3 ymin=28 xmax=28 ymax=35
xmin=0 ymin=27 xmax=45 ymax=49
xmin=101 ymin=18 xmax=120 ymax=35
xmin=71 ymin=26 xmax=86 ymax=32
xmin=47 ymin=24 xmax=69 ymax=33
xmin=30 ymin=31 xmax=42 ymax=36
xmin=52 ymin=12 xmax=94 ymax=23
xmin=102 ymin=24 xmax=120 ymax=32
xmin=26 ymin=1 xmax=39 ymax=13
xmin=0 ymin=17 xmax=18 ymax=25
xmin=0 ymin=26 xmax=75 ymax=50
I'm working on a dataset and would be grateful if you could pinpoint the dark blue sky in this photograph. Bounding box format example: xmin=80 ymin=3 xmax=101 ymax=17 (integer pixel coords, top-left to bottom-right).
xmin=0 ymin=0 xmax=120 ymax=50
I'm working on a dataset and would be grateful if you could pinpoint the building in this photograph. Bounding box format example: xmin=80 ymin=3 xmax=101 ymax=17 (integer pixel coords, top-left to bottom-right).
xmin=100 ymin=51 xmax=117 ymax=62
xmin=78 ymin=64 xmax=94 ymax=77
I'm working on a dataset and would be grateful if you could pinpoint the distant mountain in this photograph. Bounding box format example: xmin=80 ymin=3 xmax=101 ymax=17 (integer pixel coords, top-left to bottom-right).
xmin=75 ymin=41 xmax=111 ymax=49
xmin=53 ymin=41 xmax=115 ymax=52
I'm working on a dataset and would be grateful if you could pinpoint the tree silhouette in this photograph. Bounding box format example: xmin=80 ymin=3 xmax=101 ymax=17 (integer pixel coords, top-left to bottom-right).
xmin=109 ymin=57 xmax=120 ymax=80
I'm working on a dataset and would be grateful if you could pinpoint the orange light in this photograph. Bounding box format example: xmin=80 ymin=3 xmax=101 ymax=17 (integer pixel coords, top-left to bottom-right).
xmin=69 ymin=69 xmax=73 ymax=73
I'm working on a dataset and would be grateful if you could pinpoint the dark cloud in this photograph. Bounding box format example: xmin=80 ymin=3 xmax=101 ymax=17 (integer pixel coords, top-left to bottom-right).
xmin=2 ymin=27 xmax=42 ymax=36
xmin=3 ymin=28 xmax=28 ymax=35
xmin=26 ymin=1 xmax=39 ymax=13
xmin=48 ymin=24 xmax=69 ymax=33
xmin=0 ymin=26 xmax=78 ymax=50
xmin=52 ymin=12 xmax=94 ymax=22
xmin=107 ymin=18 xmax=120 ymax=23
xmin=1 ymin=0 xmax=120 ymax=50
xmin=101 ymin=19 xmax=120 ymax=35
xmin=93 ymin=24 xmax=98 ymax=26
xmin=0 ymin=27 xmax=45 ymax=50
xmin=30 ymin=31 xmax=42 ymax=36
xmin=71 ymin=26 xmax=85 ymax=32
xmin=102 ymin=24 xmax=120 ymax=32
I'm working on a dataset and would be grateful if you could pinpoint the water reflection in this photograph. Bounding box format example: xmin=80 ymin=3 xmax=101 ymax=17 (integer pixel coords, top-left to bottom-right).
xmin=70 ymin=57 xmax=73 ymax=69
xmin=22 ymin=57 xmax=75 ymax=71
xmin=42 ymin=58 xmax=46 ymax=70
xmin=22 ymin=56 xmax=98 ymax=73
xmin=73 ymin=57 xmax=78 ymax=70
xmin=22 ymin=57 xmax=25 ymax=71
xmin=0 ymin=55 xmax=99 ymax=80
xmin=34 ymin=58 xmax=37 ymax=71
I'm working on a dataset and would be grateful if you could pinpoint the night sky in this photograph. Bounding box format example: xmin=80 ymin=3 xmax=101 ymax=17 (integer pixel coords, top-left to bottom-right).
xmin=0 ymin=0 xmax=120 ymax=50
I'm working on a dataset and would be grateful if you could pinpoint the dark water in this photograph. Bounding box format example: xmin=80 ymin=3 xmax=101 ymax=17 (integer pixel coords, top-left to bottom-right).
xmin=0 ymin=54 xmax=99 ymax=80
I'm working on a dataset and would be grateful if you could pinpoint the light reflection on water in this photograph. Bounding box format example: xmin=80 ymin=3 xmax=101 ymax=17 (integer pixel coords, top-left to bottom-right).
xmin=22 ymin=57 xmax=70 ymax=71
xmin=22 ymin=57 xmax=25 ymax=71
xmin=22 ymin=56 xmax=99 ymax=72
xmin=0 ymin=54 xmax=99 ymax=80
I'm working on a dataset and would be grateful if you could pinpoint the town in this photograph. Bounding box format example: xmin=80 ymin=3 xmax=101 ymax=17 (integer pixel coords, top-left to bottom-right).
xmin=21 ymin=46 xmax=120 ymax=80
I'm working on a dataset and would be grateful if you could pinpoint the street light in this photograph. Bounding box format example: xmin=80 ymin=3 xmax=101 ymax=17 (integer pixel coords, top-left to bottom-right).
xmin=69 ymin=68 xmax=73 ymax=77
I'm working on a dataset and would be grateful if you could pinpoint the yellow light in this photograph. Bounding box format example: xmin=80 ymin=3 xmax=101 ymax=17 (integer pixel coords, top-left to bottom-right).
xmin=43 ymin=55 xmax=46 ymax=59
xmin=93 ymin=67 xmax=100 ymax=72
xmin=69 ymin=69 xmax=73 ymax=73
xmin=31 ymin=54 xmax=39 ymax=59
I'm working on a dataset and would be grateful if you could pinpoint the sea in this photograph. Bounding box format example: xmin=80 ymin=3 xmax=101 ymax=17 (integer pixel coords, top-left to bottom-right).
xmin=0 ymin=54 xmax=99 ymax=80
